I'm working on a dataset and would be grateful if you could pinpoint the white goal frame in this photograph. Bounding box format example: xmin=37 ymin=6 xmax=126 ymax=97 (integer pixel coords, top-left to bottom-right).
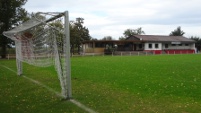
xmin=3 ymin=11 xmax=72 ymax=99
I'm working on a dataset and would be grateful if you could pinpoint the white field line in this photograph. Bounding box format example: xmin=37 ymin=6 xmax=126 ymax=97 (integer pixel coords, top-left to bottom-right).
xmin=0 ymin=65 xmax=16 ymax=73
xmin=0 ymin=65 xmax=97 ymax=113
xmin=70 ymin=99 xmax=97 ymax=113
xmin=22 ymin=76 xmax=63 ymax=97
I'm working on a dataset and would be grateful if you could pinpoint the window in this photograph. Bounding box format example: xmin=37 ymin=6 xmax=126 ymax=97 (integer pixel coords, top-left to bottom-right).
xmin=171 ymin=44 xmax=176 ymax=46
xmin=178 ymin=44 xmax=182 ymax=46
xmin=155 ymin=44 xmax=158 ymax=48
xmin=139 ymin=44 xmax=142 ymax=49
xmin=149 ymin=44 xmax=152 ymax=48
xmin=165 ymin=44 xmax=168 ymax=48
xmin=95 ymin=43 xmax=104 ymax=47
xmin=185 ymin=44 xmax=189 ymax=46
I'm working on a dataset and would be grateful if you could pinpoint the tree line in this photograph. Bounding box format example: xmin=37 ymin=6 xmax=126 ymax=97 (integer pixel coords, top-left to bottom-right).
xmin=0 ymin=0 xmax=201 ymax=58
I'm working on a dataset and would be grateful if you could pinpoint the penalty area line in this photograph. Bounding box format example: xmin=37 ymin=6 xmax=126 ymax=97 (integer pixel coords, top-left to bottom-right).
xmin=70 ymin=99 xmax=97 ymax=113
xmin=0 ymin=65 xmax=16 ymax=73
xmin=0 ymin=64 xmax=63 ymax=97
xmin=0 ymin=65 xmax=98 ymax=113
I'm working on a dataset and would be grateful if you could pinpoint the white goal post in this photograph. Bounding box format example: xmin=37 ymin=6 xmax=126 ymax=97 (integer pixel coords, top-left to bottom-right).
xmin=3 ymin=11 xmax=72 ymax=99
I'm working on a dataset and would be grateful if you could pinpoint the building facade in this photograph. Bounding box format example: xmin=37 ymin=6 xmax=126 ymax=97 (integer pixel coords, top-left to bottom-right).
xmin=82 ymin=35 xmax=195 ymax=55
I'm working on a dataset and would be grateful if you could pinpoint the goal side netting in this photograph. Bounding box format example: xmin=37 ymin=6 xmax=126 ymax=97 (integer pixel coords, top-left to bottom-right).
xmin=3 ymin=11 xmax=72 ymax=99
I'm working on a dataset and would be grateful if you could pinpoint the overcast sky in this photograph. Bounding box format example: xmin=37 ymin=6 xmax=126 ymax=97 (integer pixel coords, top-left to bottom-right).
xmin=23 ymin=0 xmax=201 ymax=39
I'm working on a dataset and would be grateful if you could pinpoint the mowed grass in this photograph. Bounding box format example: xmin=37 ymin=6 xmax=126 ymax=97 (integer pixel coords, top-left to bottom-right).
xmin=1 ymin=54 xmax=201 ymax=113
xmin=0 ymin=60 xmax=86 ymax=113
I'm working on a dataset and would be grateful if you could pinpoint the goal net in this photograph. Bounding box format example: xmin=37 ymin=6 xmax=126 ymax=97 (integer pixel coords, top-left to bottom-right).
xmin=3 ymin=11 xmax=72 ymax=99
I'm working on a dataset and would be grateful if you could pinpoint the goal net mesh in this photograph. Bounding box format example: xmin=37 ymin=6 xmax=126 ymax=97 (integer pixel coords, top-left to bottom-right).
xmin=3 ymin=12 xmax=70 ymax=98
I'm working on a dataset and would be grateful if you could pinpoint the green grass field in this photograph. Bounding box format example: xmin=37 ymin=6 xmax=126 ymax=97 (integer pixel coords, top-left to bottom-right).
xmin=1 ymin=54 xmax=201 ymax=113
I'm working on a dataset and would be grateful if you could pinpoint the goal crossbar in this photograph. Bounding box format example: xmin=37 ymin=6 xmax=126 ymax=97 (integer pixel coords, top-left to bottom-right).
xmin=3 ymin=12 xmax=65 ymax=36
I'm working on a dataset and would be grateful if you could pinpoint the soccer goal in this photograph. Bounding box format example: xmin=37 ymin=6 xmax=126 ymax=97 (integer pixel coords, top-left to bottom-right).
xmin=3 ymin=11 xmax=72 ymax=99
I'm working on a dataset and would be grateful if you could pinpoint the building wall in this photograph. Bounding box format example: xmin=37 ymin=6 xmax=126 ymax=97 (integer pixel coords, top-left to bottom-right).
xmin=162 ymin=43 xmax=195 ymax=50
xmin=144 ymin=43 xmax=195 ymax=50
xmin=82 ymin=43 xmax=105 ymax=53
xmin=84 ymin=48 xmax=105 ymax=53
xmin=190 ymin=43 xmax=196 ymax=50
xmin=144 ymin=43 xmax=162 ymax=50
xmin=82 ymin=41 xmax=195 ymax=54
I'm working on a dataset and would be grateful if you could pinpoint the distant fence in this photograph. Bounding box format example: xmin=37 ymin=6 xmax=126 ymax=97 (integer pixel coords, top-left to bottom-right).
xmin=74 ymin=50 xmax=198 ymax=57
xmin=0 ymin=54 xmax=16 ymax=59
xmin=0 ymin=47 xmax=16 ymax=59
xmin=1 ymin=51 xmax=199 ymax=59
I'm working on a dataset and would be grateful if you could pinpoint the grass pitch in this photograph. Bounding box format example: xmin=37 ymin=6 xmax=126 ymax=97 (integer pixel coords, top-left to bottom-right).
xmin=1 ymin=54 xmax=201 ymax=113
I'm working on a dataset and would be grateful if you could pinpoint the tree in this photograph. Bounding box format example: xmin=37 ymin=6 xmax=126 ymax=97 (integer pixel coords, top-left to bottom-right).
xmin=0 ymin=0 xmax=28 ymax=58
xmin=190 ymin=36 xmax=201 ymax=52
xmin=102 ymin=36 xmax=113 ymax=40
xmin=135 ymin=27 xmax=145 ymax=35
xmin=119 ymin=36 xmax=126 ymax=40
xmin=49 ymin=19 xmax=65 ymax=52
xmin=123 ymin=27 xmax=145 ymax=38
xmin=123 ymin=29 xmax=134 ymax=37
xmin=169 ymin=26 xmax=185 ymax=36
xmin=70 ymin=17 xmax=91 ymax=55
xmin=91 ymin=38 xmax=98 ymax=40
